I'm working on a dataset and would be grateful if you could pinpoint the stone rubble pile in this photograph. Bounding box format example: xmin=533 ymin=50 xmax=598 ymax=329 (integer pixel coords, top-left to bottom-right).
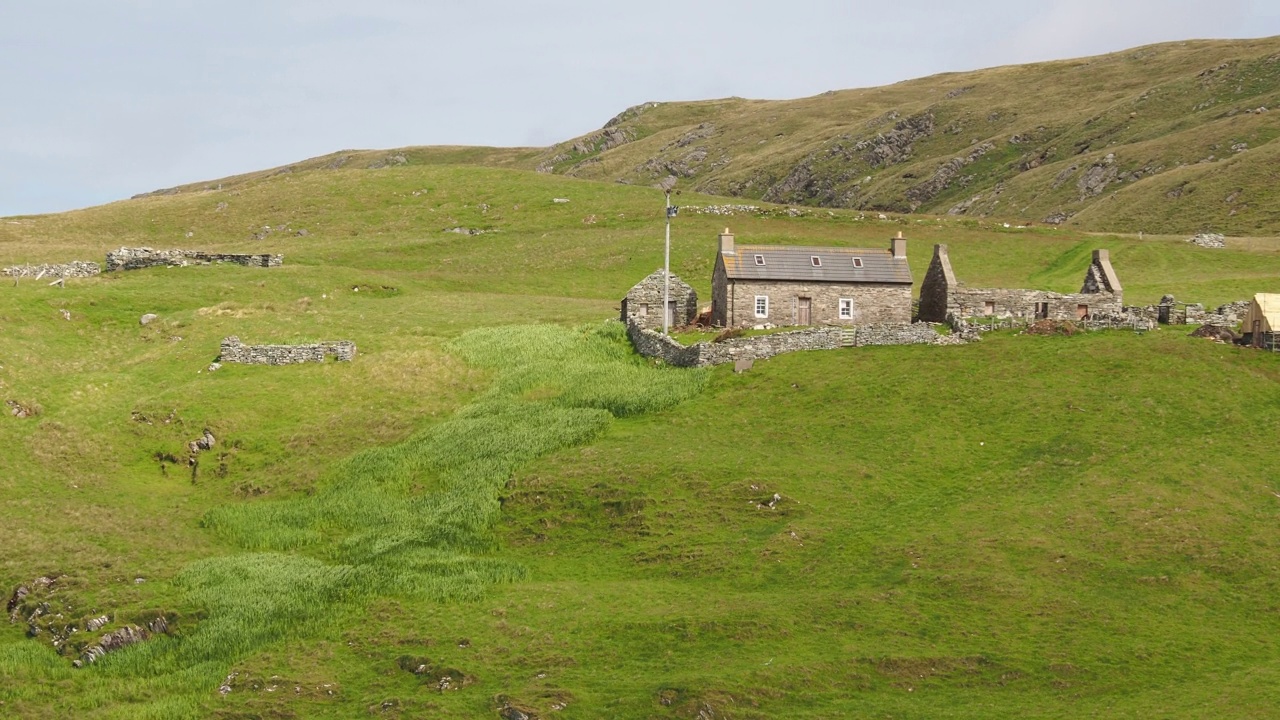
xmin=1188 ymin=233 xmax=1226 ymax=248
xmin=2 ymin=261 xmax=101 ymax=279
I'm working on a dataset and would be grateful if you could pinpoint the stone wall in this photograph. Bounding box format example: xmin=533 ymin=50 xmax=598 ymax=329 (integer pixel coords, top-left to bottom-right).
xmin=620 ymin=269 xmax=698 ymax=330
xmin=948 ymin=286 xmax=1123 ymax=321
xmin=2 ymin=261 xmax=101 ymax=279
xmin=919 ymin=244 xmax=1123 ymax=322
xmin=625 ymin=320 xmax=944 ymax=367
xmin=1123 ymin=297 xmax=1250 ymax=326
xmin=721 ymin=280 xmax=912 ymax=328
xmin=106 ymin=247 xmax=283 ymax=272
xmin=219 ymin=336 xmax=355 ymax=365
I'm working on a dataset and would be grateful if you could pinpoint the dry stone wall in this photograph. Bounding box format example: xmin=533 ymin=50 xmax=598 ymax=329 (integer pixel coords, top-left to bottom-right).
xmin=2 ymin=261 xmax=101 ymax=279
xmin=1124 ymin=297 xmax=1250 ymax=326
xmin=106 ymin=247 xmax=282 ymax=271
xmin=626 ymin=320 xmax=945 ymax=368
xmin=219 ymin=337 xmax=355 ymax=365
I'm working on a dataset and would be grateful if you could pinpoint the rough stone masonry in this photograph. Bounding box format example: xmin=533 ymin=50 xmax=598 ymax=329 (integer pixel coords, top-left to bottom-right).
xmin=918 ymin=244 xmax=1122 ymax=322
xmin=106 ymin=247 xmax=282 ymax=271
xmin=219 ymin=337 xmax=355 ymax=365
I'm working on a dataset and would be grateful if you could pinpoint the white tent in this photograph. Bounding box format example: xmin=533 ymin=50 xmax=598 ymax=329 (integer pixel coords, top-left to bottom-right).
xmin=1242 ymin=293 xmax=1280 ymax=338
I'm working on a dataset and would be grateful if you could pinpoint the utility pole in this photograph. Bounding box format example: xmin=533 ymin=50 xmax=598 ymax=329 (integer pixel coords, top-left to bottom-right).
xmin=663 ymin=189 xmax=672 ymax=334
xmin=658 ymin=176 xmax=678 ymax=334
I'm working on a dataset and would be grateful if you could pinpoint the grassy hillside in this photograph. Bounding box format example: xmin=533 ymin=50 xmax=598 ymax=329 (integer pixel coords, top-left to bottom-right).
xmin=530 ymin=37 xmax=1280 ymax=235
xmin=71 ymin=37 xmax=1280 ymax=236
xmin=2 ymin=161 xmax=1280 ymax=718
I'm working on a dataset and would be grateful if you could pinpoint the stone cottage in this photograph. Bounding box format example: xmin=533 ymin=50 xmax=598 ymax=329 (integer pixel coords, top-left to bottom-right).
xmin=917 ymin=244 xmax=1123 ymax=322
xmin=710 ymin=229 xmax=913 ymax=328
xmin=620 ymin=269 xmax=698 ymax=330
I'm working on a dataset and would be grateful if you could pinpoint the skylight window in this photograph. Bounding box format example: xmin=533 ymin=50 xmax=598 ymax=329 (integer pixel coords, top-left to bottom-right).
xmin=811 ymin=256 xmax=822 ymax=267
xmin=852 ymin=257 xmax=864 ymax=268
xmin=754 ymin=254 xmax=766 ymax=266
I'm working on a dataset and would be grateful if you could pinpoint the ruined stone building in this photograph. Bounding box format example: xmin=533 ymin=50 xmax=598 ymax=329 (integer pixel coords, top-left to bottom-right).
xmin=917 ymin=245 xmax=1122 ymax=322
xmin=620 ymin=269 xmax=698 ymax=330
xmin=710 ymin=229 xmax=913 ymax=328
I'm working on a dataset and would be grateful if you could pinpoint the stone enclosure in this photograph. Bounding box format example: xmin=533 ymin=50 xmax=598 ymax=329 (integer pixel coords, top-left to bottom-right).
xmin=626 ymin=320 xmax=948 ymax=368
xmin=219 ymin=337 xmax=356 ymax=365
xmin=106 ymin=247 xmax=282 ymax=271
xmin=918 ymin=244 xmax=1123 ymax=322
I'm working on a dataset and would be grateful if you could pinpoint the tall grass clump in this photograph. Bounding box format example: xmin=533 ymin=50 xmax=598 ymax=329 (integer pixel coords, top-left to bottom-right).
xmin=103 ymin=321 xmax=704 ymax=685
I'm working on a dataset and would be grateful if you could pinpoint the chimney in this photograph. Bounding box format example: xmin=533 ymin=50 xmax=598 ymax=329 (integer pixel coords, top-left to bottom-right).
xmin=719 ymin=227 xmax=735 ymax=255
xmin=890 ymin=231 xmax=907 ymax=259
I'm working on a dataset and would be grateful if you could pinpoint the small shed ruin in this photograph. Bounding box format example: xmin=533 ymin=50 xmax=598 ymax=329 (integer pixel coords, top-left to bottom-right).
xmin=620 ymin=269 xmax=698 ymax=330
xmin=1242 ymin=293 xmax=1280 ymax=349
xmin=918 ymin=245 xmax=1123 ymax=322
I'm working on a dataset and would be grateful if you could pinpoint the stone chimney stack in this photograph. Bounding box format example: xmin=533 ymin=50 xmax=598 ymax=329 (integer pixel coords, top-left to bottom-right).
xmin=719 ymin=227 xmax=735 ymax=255
xmin=891 ymin=231 xmax=907 ymax=259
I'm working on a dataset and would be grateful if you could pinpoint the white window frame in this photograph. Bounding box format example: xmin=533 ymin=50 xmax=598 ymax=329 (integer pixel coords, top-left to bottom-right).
xmin=754 ymin=295 xmax=769 ymax=318
xmin=852 ymin=257 xmax=864 ymax=268
xmin=754 ymin=254 xmax=766 ymax=266
xmin=838 ymin=298 xmax=853 ymax=319
xmin=811 ymin=256 xmax=822 ymax=267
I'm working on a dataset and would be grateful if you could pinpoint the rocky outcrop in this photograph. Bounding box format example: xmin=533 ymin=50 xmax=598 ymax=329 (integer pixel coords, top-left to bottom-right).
xmin=1077 ymin=154 xmax=1120 ymax=199
xmin=906 ymin=143 xmax=995 ymax=208
xmin=763 ymin=111 xmax=936 ymax=204
xmin=855 ymin=111 xmax=936 ymax=168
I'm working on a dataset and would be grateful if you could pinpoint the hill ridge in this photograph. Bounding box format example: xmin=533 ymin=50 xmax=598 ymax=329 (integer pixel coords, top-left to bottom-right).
xmin=112 ymin=36 xmax=1280 ymax=236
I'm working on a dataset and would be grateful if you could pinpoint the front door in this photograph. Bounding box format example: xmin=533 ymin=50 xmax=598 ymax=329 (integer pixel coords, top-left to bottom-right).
xmin=798 ymin=297 xmax=811 ymax=325
xmin=667 ymin=300 xmax=677 ymax=328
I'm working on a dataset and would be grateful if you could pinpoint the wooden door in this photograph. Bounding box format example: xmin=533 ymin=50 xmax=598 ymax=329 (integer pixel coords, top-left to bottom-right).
xmin=667 ymin=300 xmax=677 ymax=328
xmin=798 ymin=297 xmax=811 ymax=325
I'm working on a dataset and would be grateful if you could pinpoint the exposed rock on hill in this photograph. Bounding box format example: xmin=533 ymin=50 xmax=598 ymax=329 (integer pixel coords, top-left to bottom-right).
xmin=525 ymin=36 xmax=1280 ymax=234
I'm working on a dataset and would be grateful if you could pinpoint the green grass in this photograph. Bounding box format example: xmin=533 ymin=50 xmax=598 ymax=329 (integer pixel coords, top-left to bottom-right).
xmin=2 ymin=159 xmax=1280 ymax=718
xmin=669 ymin=325 xmax=803 ymax=345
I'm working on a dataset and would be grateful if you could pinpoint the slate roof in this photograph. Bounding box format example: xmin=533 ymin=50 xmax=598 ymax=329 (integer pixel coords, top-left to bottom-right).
xmin=625 ymin=269 xmax=694 ymax=296
xmin=721 ymin=244 xmax=912 ymax=284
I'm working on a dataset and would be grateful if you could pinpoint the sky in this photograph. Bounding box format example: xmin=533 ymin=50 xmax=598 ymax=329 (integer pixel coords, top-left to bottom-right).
xmin=2 ymin=0 xmax=1278 ymax=216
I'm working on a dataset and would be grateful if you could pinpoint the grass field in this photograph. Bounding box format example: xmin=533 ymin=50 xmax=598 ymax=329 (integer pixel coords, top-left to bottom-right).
xmin=2 ymin=159 xmax=1280 ymax=718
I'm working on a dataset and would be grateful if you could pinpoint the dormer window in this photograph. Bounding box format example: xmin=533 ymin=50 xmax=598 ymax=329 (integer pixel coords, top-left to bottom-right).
xmin=810 ymin=256 xmax=822 ymax=267
xmin=754 ymin=254 xmax=765 ymax=266
xmin=852 ymin=257 xmax=864 ymax=268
